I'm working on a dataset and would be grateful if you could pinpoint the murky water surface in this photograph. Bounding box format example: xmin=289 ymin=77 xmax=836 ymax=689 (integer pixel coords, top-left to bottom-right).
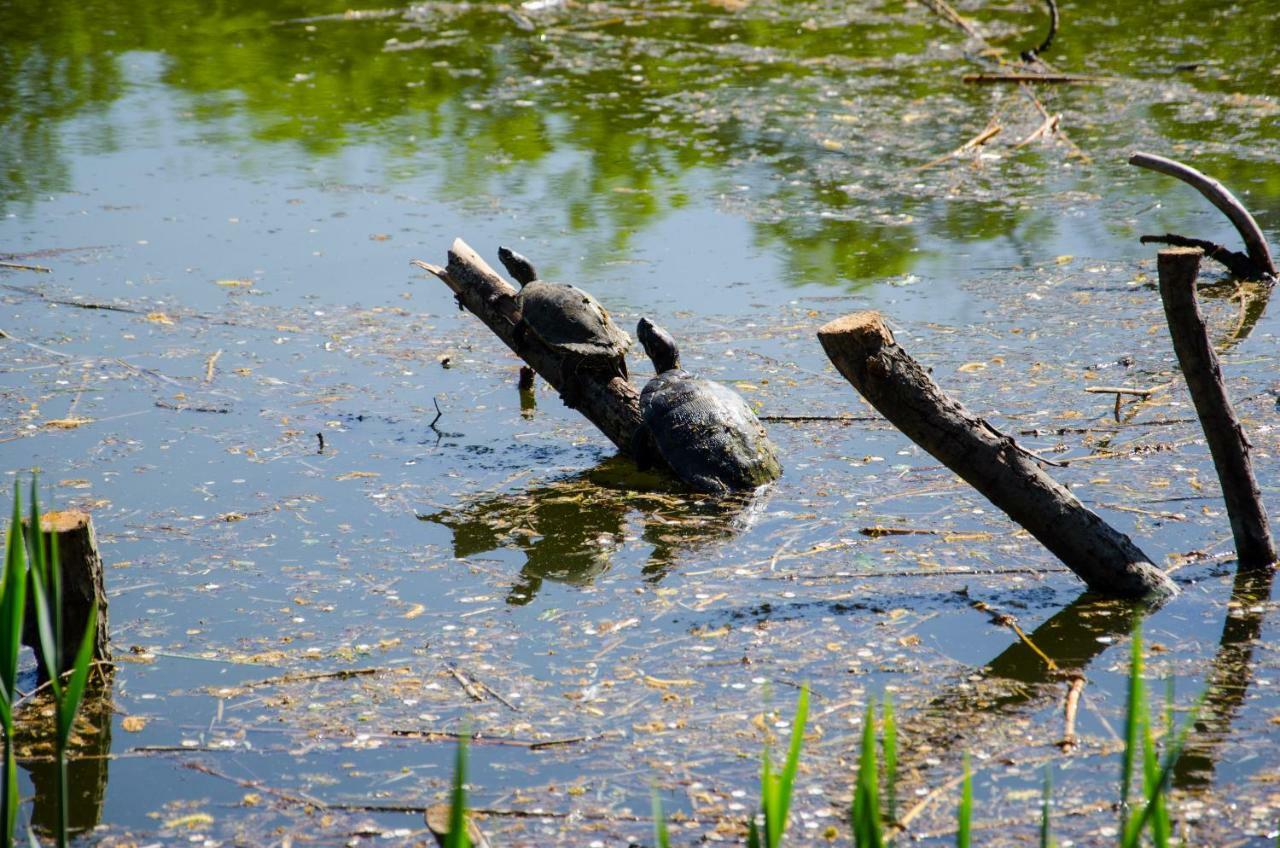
xmin=2 ymin=0 xmax=1279 ymax=844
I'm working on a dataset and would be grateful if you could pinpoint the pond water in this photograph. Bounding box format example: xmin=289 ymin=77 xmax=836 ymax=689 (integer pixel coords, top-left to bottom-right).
xmin=2 ymin=0 xmax=1279 ymax=844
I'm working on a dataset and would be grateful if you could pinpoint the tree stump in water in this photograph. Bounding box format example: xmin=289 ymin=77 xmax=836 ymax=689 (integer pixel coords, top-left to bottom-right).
xmin=21 ymin=510 xmax=111 ymax=681
xmin=818 ymin=311 xmax=1178 ymax=600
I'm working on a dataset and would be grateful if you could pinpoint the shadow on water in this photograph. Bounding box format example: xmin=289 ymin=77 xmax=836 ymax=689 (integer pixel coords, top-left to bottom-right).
xmin=1174 ymin=566 xmax=1276 ymax=789
xmin=418 ymin=458 xmax=763 ymax=604
xmin=15 ymin=673 xmax=114 ymax=838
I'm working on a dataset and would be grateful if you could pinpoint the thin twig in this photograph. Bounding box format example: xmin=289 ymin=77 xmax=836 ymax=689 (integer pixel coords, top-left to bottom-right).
xmin=1139 ymin=233 xmax=1257 ymax=280
xmin=963 ymin=73 xmax=1110 ymax=85
xmin=0 ymin=261 xmax=51 ymax=273
xmin=1058 ymin=673 xmax=1086 ymax=751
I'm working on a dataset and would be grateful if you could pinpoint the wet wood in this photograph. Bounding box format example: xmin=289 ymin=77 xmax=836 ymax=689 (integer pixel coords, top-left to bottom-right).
xmin=20 ymin=510 xmax=112 ymax=681
xmin=1157 ymin=248 xmax=1276 ymax=568
xmin=817 ymin=312 xmax=1178 ymax=599
xmin=1130 ymin=153 xmax=1277 ymax=280
xmin=413 ymin=238 xmax=643 ymax=455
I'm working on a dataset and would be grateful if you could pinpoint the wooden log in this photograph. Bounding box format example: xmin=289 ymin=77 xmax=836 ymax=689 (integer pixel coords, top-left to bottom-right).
xmin=412 ymin=239 xmax=643 ymax=455
xmin=817 ymin=312 xmax=1178 ymax=600
xmin=1130 ymin=152 xmax=1276 ymax=280
xmin=21 ymin=510 xmax=112 ymax=681
xmin=1157 ymin=248 xmax=1276 ymax=568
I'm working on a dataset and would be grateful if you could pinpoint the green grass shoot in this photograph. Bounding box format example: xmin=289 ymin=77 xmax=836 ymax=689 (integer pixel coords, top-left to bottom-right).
xmin=652 ymin=787 xmax=670 ymax=848
xmin=26 ymin=478 xmax=99 ymax=848
xmin=851 ymin=702 xmax=884 ymax=848
xmin=956 ymin=754 xmax=972 ymax=848
xmin=750 ymin=685 xmax=809 ymax=848
xmin=445 ymin=733 xmax=470 ymax=848
xmin=0 ymin=482 xmax=28 ymax=848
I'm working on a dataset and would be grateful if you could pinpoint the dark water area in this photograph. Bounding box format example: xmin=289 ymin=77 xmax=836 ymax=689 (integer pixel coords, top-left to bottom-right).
xmin=2 ymin=0 xmax=1280 ymax=844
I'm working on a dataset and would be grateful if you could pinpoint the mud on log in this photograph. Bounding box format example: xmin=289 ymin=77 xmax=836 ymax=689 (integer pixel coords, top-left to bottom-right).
xmin=412 ymin=238 xmax=643 ymax=455
xmin=818 ymin=312 xmax=1178 ymax=600
xmin=1157 ymin=248 xmax=1276 ymax=569
xmin=21 ymin=510 xmax=112 ymax=681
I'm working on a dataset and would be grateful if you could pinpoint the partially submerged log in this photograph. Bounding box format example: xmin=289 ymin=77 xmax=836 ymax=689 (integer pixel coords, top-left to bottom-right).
xmin=818 ymin=312 xmax=1178 ymax=600
xmin=1157 ymin=248 xmax=1276 ymax=568
xmin=1130 ymin=152 xmax=1277 ymax=281
xmin=412 ymin=239 xmax=643 ymax=454
xmin=21 ymin=510 xmax=112 ymax=680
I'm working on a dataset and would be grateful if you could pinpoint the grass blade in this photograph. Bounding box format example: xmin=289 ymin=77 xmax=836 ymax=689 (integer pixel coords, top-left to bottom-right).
xmin=57 ymin=605 xmax=97 ymax=747
xmin=852 ymin=703 xmax=883 ymax=848
xmin=957 ymin=754 xmax=972 ymax=848
xmin=883 ymin=693 xmax=897 ymax=824
xmin=652 ymin=787 xmax=670 ymax=848
xmin=770 ymin=685 xmax=808 ymax=847
xmin=445 ymin=734 xmax=470 ymax=848
xmin=1120 ymin=625 xmax=1145 ymax=832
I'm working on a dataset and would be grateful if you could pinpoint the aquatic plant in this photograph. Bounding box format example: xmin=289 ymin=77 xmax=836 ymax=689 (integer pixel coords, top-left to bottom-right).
xmin=445 ymin=734 xmax=471 ymax=848
xmin=0 ymin=483 xmax=28 ymax=847
xmin=26 ymin=480 xmax=99 ymax=848
xmin=850 ymin=701 xmax=885 ymax=848
xmin=748 ymin=685 xmax=808 ymax=848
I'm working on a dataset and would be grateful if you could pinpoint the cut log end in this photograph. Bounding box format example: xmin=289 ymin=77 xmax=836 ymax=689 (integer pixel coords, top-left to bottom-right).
xmin=817 ymin=311 xmax=893 ymax=348
xmin=36 ymin=509 xmax=90 ymax=534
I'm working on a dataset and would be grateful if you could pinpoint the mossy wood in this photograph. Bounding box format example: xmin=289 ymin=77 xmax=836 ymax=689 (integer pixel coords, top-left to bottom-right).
xmin=20 ymin=510 xmax=112 ymax=681
xmin=413 ymin=238 xmax=643 ymax=455
xmin=818 ymin=312 xmax=1178 ymax=600
xmin=1157 ymin=248 xmax=1276 ymax=568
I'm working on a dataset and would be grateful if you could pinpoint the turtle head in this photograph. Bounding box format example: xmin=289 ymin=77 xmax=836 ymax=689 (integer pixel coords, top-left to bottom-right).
xmin=637 ymin=318 xmax=680 ymax=373
xmin=497 ymin=246 xmax=538 ymax=286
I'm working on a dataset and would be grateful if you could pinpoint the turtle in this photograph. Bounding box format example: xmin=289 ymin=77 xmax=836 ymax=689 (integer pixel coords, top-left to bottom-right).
xmin=633 ymin=318 xmax=782 ymax=494
xmin=497 ymin=246 xmax=631 ymax=408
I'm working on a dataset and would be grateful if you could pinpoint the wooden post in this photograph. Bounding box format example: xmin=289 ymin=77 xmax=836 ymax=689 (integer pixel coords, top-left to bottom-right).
xmin=412 ymin=239 xmax=643 ymax=454
xmin=817 ymin=312 xmax=1178 ymax=600
xmin=21 ymin=510 xmax=111 ymax=680
xmin=1157 ymin=247 xmax=1277 ymax=569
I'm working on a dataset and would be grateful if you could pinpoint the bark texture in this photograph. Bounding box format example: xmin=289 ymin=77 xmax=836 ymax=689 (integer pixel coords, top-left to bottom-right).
xmin=1157 ymin=247 xmax=1276 ymax=568
xmin=817 ymin=312 xmax=1178 ymax=599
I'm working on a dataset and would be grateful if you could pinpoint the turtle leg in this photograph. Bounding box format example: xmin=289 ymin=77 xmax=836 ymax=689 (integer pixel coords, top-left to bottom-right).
xmin=687 ymin=473 xmax=730 ymax=496
xmin=630 ymin=425 xmax=657 ymax=471
xmin=557 ymin=356 xmax=584 ymax=409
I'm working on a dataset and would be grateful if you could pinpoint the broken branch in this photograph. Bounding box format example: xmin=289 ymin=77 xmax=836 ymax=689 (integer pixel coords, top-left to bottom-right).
xmin=817 ymin=312 xmax=1178 ymax=599
xmin=1130 ymin=152 xmax=1276 ymax=280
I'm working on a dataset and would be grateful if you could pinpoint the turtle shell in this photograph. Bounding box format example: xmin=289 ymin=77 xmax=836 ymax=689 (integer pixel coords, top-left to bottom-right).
xmin=639 ymin=369 xmax=782 ymax=493
xmin=518 ymin=281 xmax=631 ymax=362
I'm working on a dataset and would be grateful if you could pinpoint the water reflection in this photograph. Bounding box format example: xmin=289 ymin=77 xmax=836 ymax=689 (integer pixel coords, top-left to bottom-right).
xmin=1173 ymin=567 xmax=1275 ymax=789
xmin=3 ymin=0 xmax=1277 ymax=287
xmin=419 ymin=459 xmax=761 ymax=604
xmin=16 ymin=674 xmax=114 ymax=838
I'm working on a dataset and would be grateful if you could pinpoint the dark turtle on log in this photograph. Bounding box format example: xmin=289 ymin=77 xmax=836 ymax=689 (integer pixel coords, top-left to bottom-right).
xmin=497 ymin=247 xmax=631 ymax=407
xmin=633 ymin=318 xmax=782 ymax=494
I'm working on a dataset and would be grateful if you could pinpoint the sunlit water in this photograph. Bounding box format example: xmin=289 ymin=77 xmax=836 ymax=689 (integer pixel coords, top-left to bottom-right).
xmin=2 ymin=0 xmax=1279 ymax=843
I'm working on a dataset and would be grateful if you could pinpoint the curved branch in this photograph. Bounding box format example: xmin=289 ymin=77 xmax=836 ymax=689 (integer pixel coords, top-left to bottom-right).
xmin=1021 ymin=0 xmax=1059 ymax=62
xmin=1129 ymin=152 xmax=1276 ymax=280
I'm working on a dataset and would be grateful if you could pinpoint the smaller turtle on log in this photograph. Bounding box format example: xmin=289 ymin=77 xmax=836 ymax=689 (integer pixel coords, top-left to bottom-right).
xmin=497 ymin=247 xmax=631 ymax=409
xmin=633 ymin=318 xmax=782 ymax=493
